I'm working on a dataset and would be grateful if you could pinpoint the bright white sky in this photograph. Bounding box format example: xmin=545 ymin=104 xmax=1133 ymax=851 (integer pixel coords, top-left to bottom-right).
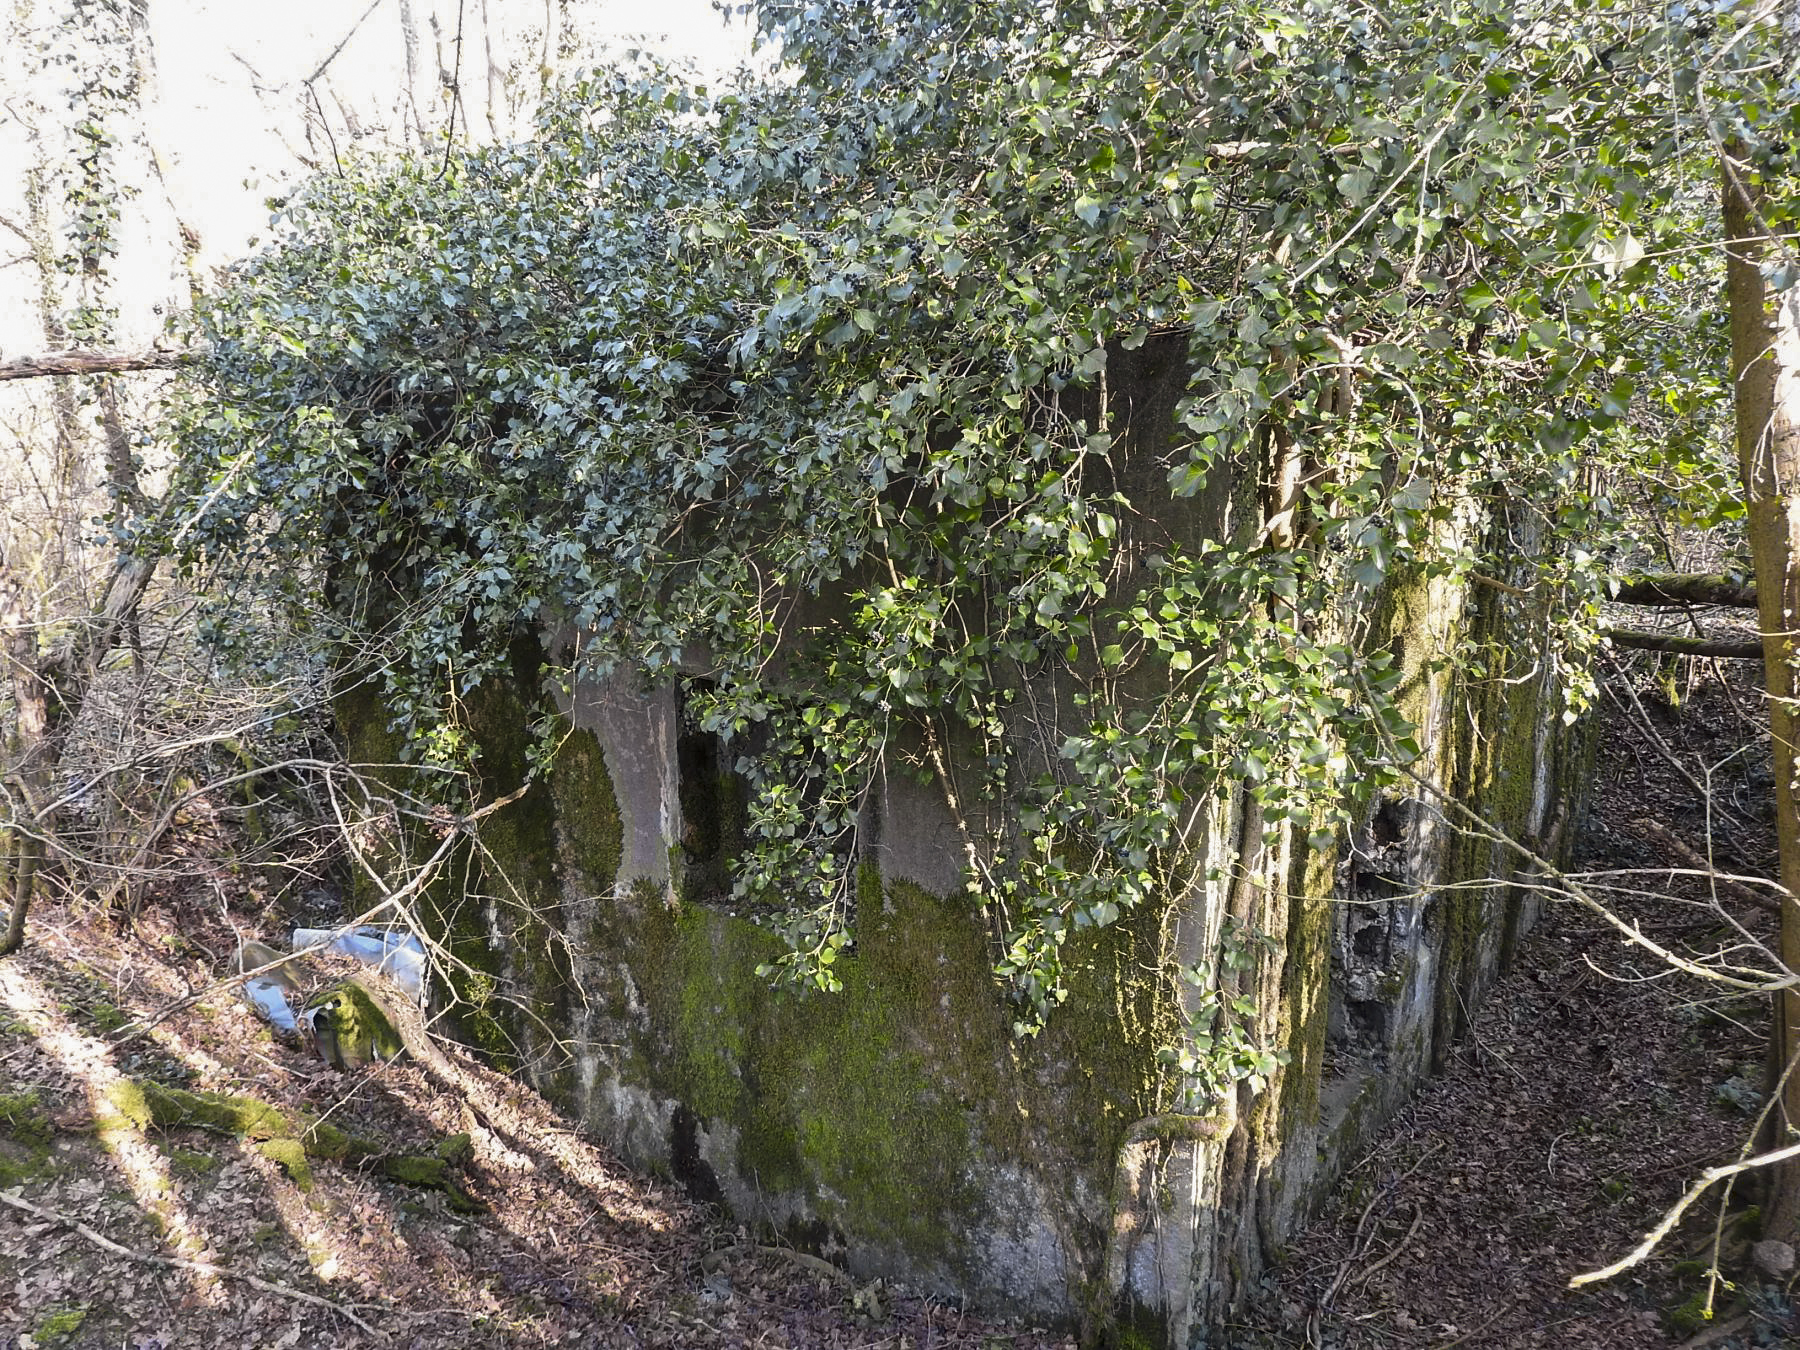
xmin=146 ymin=0 xmax=760 ymax=265
xmin=0 ymin=0 xmax=763 ymax=350
xmin=594 ymin=0 xmax=760 ymax=75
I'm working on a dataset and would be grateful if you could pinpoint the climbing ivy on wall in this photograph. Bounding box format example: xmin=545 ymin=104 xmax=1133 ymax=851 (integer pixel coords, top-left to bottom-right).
xmin=159 ymin=0 xmax=1771 ymax=1078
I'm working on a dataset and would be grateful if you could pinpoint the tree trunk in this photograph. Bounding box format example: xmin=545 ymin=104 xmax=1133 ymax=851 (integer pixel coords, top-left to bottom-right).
xmin=1610 ymin=573 xmax=1758 ymax=608
xmin=0 ymin=556 xmax=53 ymax=957
xmin=1723 ymin=148 xmax=1800 ymax=1236
xmin=0 ymin=551 xmax=157 ymax=956
xmin=1604 ymin=628 xmax=1764 ymax=660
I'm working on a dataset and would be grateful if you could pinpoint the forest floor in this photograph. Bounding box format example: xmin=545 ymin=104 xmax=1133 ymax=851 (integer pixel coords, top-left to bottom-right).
xmin=0 ymin=889 xmax=1069 ymax=1348
xmin=1244 ymin=661 xmax=1799 ymax=1349
xmin=2 ymin=663 xmax=1797 ymax=1350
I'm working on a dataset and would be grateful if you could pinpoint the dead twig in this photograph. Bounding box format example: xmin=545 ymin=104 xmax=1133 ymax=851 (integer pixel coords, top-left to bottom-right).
xmin=1680 ymin=1312 xmax=1752 ymax=1348
xmin=1431 ymin=1303 xmax=1510 ymax=1348
xmin=1341 ymin=1203 xmax=1424 ymax=1293
xmin=1310 ymin=1142 xmax=1444 ymax=1346
xmin=0 ymin=1188 xmax=383 ymax=1336
xmin=1570 ymin=1139 xmax=1800 ymax=1287
xmin=1636 ymin=816 xmax=1781 ymax=917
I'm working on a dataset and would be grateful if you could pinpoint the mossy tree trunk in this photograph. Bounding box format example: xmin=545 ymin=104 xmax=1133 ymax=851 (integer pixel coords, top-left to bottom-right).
xmin=1724 ymin=143 xmax=1800 ymax=1237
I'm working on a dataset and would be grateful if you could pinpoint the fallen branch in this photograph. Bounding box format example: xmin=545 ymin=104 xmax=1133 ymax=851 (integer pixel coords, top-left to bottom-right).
xmin=1605 ymin=628 xmax=1764 ymax=660
xmin=1320 ymin=1143 xmax=1444 ymax=1310
xmin=1342 ymin=1203 xmax=1424 ymax=1292
xmin=1431 ymin=1304 xmax=1510 ymax=1349
xmin=0 ymin=1187 xmax=382 ymax=1336
xmin=700 ymin=1243 xmax=854 ymax=1287
xmin=0 ymin=347 xmax=188 ymax=381
xmin=1611 ymin=573 xmax=1758 ymax=609
xmin=1680 ymin=1312 xmax=1753 ymax=1348
xmin=1635 ymin=817 xmax=1782 ymax=916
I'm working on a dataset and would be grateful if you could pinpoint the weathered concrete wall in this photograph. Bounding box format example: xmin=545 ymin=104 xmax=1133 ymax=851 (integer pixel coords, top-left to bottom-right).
xmin=415 ymin=556 xmax=1589 ymax=1344
xmin=1096 ymin=522 xmax=1592 ymax=1346
xmin=337 ymin=347 xmax=1591 ymax=1345
xmin=423 ymin=689 xmax=1173 ymax=1320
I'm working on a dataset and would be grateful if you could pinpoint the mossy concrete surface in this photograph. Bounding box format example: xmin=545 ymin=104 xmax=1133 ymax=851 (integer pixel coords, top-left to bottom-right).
xmin=329 ymin=638 xmax=1167 ymax=1318
xmin=1260 ymin=514 xmax=1596 ymax=1251
xmin=580 ymin=865 xmax=1171 ymax=1320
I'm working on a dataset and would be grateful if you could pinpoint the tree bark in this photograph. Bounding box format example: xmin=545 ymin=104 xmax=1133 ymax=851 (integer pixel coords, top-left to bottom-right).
xmin=0 ymin=348 xmax=186 ymax=382
xmin=0 ymin=555 xmax=53 ymax=957
xmin=1723 ymin=146 xmax=1800 ymax=1237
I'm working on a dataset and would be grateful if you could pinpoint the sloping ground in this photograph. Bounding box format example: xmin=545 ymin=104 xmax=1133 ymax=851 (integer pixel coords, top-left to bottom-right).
xmin=0 ymin=893 xmax=1069 ymax=1349
xmin=5 ymin=661 xmax=1796 ymax=1350
xmin=1244 ymin=663 xmax=1799 ymax=1348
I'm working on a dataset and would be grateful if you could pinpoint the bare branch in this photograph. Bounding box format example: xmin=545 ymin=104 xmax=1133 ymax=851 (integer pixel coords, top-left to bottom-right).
xmin=0 ymin=348 xmax=188 ymax=382
xmin=1568 ymin=1140 xmax=1800 ymax=1288
xmin=0 ymin=1189 xmax=382 ymax=1335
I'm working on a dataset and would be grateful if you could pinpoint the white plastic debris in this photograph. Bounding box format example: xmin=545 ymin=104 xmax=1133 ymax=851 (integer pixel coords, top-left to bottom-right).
xmin=243 ymin=977 xmax=299 ymax=1032
xmin=235 ymin=939 xmax=302 ymax=1033
xmin=292 ymin=925 xmax=427 ymax=1001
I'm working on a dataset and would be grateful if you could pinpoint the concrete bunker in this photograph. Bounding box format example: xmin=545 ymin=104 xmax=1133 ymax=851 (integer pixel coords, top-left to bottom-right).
xmin=338 ymin=346 xmax=1592 ymax=1347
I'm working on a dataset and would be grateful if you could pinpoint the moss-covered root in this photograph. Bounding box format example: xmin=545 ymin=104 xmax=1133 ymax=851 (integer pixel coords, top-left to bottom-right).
xmin=99 ymin=1080 xmax=482 ymax=1208
xmin=380 ymin=1136 xmax=483 ymax=1214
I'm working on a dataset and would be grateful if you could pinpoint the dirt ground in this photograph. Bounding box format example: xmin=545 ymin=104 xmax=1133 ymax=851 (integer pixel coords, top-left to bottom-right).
xmin=3 ymin=660 xmax=1798 ymax=1350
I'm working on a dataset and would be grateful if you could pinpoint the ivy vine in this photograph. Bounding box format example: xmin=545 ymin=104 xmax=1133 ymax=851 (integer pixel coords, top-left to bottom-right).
xmin=160 ymin=0 xmax=1773 ymax=1102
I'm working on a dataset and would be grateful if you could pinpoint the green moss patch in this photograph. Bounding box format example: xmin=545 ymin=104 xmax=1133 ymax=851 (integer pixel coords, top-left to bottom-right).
xmin=32 ymin=1305 xmax=87 ymax=1345
xmin=0 ymin=1087 xmax=52 ymax=1145
xmin=163 ymin=1145 xmax=221 ymax=1178
xmin=92 ymin=1078 xmax=477 ymax=1208
xmin=378 ymin=1152 xmax=483 ymax=1213
xmin=256 ymin=1136 xmax=315 ymax=1190
xmin=134 ymin=1082 xmax=292 ymax=1139
xmin=0 ymin=1087 xmax=55 ymax=1186
xmin=550 ymin=726 xmax=623 ymax=894
xmin=306 ymin=980 xmax=404 ymax=1069
xmin=444 ymin=634 xmax=576 ymax=1078
xmin=603 ymin=865 xmax=1168 ymax=1285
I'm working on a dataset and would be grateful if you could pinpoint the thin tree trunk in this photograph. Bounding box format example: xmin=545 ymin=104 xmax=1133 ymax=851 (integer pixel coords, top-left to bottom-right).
xmin=1723 ymin=147 xmax=1800 ymax=1237
xmin=0 ymin=551 xmax=157 ymax=956
xmin=1603 ymin=629 xmax=1764 ymax=660
xmin=1610 ymin=573 xmax=1759 ymax=608
xmin=0 ymin=555 xmax=53 ymax=957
